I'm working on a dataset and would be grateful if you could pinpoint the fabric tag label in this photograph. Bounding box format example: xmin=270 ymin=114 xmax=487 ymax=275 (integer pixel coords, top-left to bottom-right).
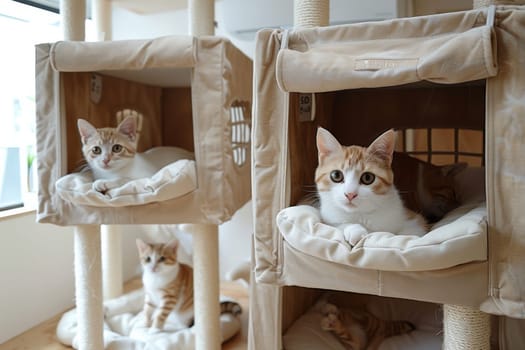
xmin=354 ymin=58 xmax=418 ymax=71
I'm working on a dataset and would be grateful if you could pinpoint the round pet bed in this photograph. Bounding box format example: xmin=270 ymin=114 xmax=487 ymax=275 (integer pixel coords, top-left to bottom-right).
xmin=56 ymin=288 xmax=242 ymax=350
xmin=55 ymin=147 xmax=196 ymax=207
xmin=277 ymin=200 xmax=487 ymax=272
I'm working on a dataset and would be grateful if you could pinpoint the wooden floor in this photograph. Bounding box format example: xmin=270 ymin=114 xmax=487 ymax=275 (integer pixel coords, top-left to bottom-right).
xmin=0 ymin=279 xmax=249 ymax=350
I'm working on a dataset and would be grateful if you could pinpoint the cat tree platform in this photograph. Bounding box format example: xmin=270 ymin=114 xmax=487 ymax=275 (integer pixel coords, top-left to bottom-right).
xmin=250 ymin=4 xmax=525 ymax=349
xmin=35 ymin=35 xmax=252 ymax=350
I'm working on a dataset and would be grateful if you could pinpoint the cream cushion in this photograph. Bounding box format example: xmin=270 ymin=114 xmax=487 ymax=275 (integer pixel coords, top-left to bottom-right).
xmin=276 ymin=201 xmax=487 ymax=272
xmin=55 ymin=159 xmax=196 ymax=207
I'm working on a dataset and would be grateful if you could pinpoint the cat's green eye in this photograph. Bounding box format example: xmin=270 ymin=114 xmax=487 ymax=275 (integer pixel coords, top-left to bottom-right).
xmin=330 ymin=170 xmax=344 ymax=183
xmin=112 ymin=144 xmax=123 ymax=153
xmin=92 ymin=146 xmax=102 ymax=155
xmin=360 ymin=172 xmax=376 ymax=185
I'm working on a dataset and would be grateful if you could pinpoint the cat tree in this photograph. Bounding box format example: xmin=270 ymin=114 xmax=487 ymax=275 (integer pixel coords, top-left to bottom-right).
xmin=39 ymin=1 xmax=251 ymax=349
xmin=250 ymin=0 xmax=525 ymax=349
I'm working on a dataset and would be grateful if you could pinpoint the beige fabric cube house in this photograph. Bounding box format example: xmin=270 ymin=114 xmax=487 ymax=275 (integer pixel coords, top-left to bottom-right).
xmin=36 ymin=35 xmax=252 ymax=226
xmin=250 ymin=5 xmax=525 ymax=349
xmin=35 ymin=35 xmax=252 ymax=350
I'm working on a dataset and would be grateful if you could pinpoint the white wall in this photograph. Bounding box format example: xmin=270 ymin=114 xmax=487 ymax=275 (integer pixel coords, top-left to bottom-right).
xmin=0 ymin=213 xmax=74 ymax=344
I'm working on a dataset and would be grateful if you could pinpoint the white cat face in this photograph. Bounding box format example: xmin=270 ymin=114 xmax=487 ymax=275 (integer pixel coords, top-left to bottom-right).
xmin=320 ymin=167 xmax=384 ymax=215
xmin=87 ymin=141 xmax=131 ymax=172
xmin=77 ymin=116 xmax=138 ymax=176
xmin=315 ymin=128 xmax=396 ymax=223
xmin=141 ymin=250 xmax=178 ymax=275
xmin=136 ymin=239 xmax=179 ymax=276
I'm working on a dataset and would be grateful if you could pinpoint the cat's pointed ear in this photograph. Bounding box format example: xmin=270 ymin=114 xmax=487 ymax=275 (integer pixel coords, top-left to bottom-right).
xmin=136 ymin=238 xmax=150 ymax=255
xmin=317 ymin=127 xmax=343 ymax=161
xmin=368 ymin=129 xmax=396 ymax=165
xmin=117 ymin=115 xmax=137 ymax=142
xmin=77 ymin=118 xmax=97 ymax=143
xmin=165 ymin=239 xmax=179 ymax=255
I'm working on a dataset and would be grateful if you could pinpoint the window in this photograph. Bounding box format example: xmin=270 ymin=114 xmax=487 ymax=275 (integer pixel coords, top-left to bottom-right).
xmin=0 ymin=1 xmax=61 ymax=211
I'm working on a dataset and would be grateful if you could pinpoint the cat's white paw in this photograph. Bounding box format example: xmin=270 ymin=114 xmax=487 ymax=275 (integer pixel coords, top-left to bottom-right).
xmin=93 ymin=179 xmax=109 ymax=194
xmin=340 ymin=223 xmax=368 ymax=246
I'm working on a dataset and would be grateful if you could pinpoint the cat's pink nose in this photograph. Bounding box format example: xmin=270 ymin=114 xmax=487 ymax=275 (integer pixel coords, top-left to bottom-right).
xmin=345 ymin=192 xmax=358 ymax=202
xmin=103 ymin=158 xmax=110 ymax=165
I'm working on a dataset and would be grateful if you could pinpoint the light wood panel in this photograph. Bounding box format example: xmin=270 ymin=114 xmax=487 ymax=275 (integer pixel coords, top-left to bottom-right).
xmin=62 ymin=72 xmax=163 ymax=173
xmin=162 ymin=87 xmax=194 ymax=152
xmin=288 ymin=92 xmax=335 ymax=205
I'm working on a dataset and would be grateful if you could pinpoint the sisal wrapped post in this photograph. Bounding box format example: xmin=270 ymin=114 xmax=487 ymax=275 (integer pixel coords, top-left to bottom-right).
xmin=189 ymin=0 xmax=215 ymax=36
xmin=187 ymin=2 xmax=221 ymax=349
xmin=59 ymin=0 xmax=86 ymax=41
xmin=92 ymin=0 xmax=121 ymax=301
xmin=443 ymin=304 xmax=491 ymax=350
xmin=61 ymin=3 xmax=104 ymax=349
xmin=294 ymin=0 xmax=329 ymax=28
xmin=92 ymin=0 xmax=112 ymax=41
xmin=185 ymin=224 xmax=221 ymax=350
xmin=292 ymin=0 xmax=329 ymax=123
xmin=101 ymin=225 xmax=123 ymax=299
xmin=73 ymin=225 xmax=104 ymax=350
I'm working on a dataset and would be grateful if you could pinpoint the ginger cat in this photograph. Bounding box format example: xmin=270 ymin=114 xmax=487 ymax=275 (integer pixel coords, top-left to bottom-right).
xmin=315 ymin=128 xmax=427 ymax=245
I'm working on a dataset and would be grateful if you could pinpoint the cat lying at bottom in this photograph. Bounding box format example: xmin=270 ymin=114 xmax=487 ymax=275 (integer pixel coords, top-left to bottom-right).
xmin=315 ymin=127 xmax=427 ymax=245
xmin=320 ymin=302 xmax=415 ymax=350
xmin=77 ymin=112 xmax=193 ymax=194
xmin=136 ymin=239 xmax=241 ymax=332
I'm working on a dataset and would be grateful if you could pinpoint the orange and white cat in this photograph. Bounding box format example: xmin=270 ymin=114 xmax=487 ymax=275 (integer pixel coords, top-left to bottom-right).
xmin=136 ymin=239 xmax=242 ymax=333
xmin=315 ymin=127 xmax=427 ymax=245
xmin=136 ymin=239 xmax=194 ymax=332
xmin=77 ymin=114 xmax=192 ymax=194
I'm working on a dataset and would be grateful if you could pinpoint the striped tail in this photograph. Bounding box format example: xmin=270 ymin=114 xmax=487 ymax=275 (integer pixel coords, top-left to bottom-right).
xmin=220 ymin=300 xmax=242 ymax=317
xmin=383 ymin=319 xmax=415 ymax=338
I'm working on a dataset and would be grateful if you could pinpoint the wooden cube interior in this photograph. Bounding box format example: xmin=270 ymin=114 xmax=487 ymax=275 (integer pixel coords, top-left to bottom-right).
xmin=284 ymin=81 xmax=486 ymax=334
xmin=62 ymin=72 xmax=194 ymax=174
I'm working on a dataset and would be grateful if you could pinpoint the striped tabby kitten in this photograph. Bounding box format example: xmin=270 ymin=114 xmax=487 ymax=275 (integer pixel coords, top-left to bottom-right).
xmin=320 ymin=302 xmax=414 ymax=350
xmin=316 ymin=128 xmax=427 ymax=245
xmin=136 ymin=239 xmax=194 ymax=332
xmin=77 ymin=114 xmax=191 ymax=194
xmin=136 ymin=239 xmax=242 ymax=332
